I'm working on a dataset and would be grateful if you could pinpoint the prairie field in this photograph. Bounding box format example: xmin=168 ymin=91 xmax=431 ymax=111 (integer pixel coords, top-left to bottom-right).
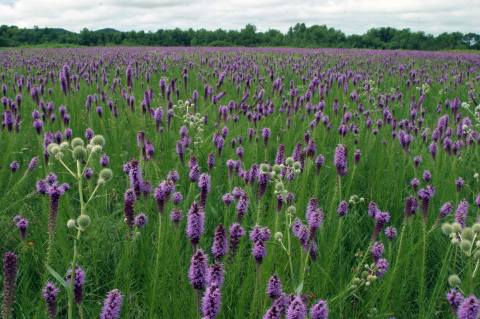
xmin=0 ymin=47 xmax=480 ymax=319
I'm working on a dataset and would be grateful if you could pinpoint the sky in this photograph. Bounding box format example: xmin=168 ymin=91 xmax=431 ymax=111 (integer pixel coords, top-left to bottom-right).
xmin=0 ymin=0 xmax=479 ymax=35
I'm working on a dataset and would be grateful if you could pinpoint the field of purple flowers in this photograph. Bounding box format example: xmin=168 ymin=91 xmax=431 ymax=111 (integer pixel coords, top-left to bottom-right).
xmin=0 ymin=47 xmax=480 ymax=318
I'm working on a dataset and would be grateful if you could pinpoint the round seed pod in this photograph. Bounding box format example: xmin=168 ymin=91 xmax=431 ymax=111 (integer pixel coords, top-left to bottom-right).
xmin=77 ymin=215 xmax=91 ymax=229
xmin=99 ymin=168 xmax=113 ymax=182
xmin=71 ymin=137 xmax=84 ymax=148
xmin=448 ymin=274 xmax=461 ymax=287
xmin=91 ymin=135 xmax=105 ymax=147
xmin=441 ymin=223 xmax=453 ymax=235
xmin=452 ymin=222 xmax=462 ymax=233
xmin=47 ymin=143 xmax=60 ymax=155
xmin=462 ymin=227 xmax=475 ymax=242
xmin=60 ymin=141 xmax=70 ymax=150
xmin=460 ymin=240 xmax=472 ymax=253
xmin=73 ymin=145 xmax=87 ymax=160
xmin=67 ymin=219 xmax=77 ymax=229
xmin=472 ymin=223 xmax=480 ymax=234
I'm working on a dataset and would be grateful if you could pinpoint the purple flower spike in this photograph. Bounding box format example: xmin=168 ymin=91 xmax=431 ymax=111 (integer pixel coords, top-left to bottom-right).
xmin=42 ymin=282 xmax=59 ymax=319
xmin=65 ymin=267 xmax=85 ymax=304
xmin=457 ymin=295 xmax=480 ymax=319
xmin=267 ymin=275 xmax=283 ymax=300
xmin=188 ymin=249 xmax=208 ymax=290
xmin=211 ymin=224 xmax=228 ymax=261
xmin=337 ymin=200 xmax=348 ymax=217
xmin=100 ymin=289 xmax=123 ymax=319
xmin=124 ymin=188 xmax=136 ymax=228
xmin=2 ymin=252 xmax=18 ymax=319
xmin=229 ymin=223 xmax=245 ymax=255
xmin=334 ymin=144 xmax=347 ymax=177
xmin=310 ymin=299 xmax=329 ymax=319
xmin=447 ymin=288 xmax=464 ymax=312
xmin=14 ymin=216 xmax=29 ymax=240
xmin=286 ymin=295 xmax=307 ymax=319
xmin=134 ymin=213 xmax=148 ymax=228
xmin=186 ymin=202 xmax=205 ymax=246
xmin=201 ymin=285 xmax=222 ymax=319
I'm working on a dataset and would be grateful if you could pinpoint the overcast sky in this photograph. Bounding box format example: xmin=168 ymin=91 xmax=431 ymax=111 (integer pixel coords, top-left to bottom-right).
xmin=0 ymin=0 xmax=479 ymax=35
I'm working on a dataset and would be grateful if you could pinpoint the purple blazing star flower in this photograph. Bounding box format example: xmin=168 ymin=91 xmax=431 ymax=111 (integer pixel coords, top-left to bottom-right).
xmin=267 ymin=275 xmax=283 ymax=300
xmin=310 ymin=300 xmax=329 ymax=319
xmin=198 ymin=173 xmax=211 ymax=208
xmin=201 ymin=285 xmax=222 ymax=319
xmin=457 ymin=295 xmax=480 ymax=319
xmin=384 ymin=226 xmax=397 ymax=240
xmin=337 ymin=200 xmax=348 ymax=217
xmin=42 ymin=282 xmax=59 ymax=319
xmin=14 ymin=216 xmax=28 ymax=240
xmin=286 ymin=296 xmax=307 ymax=319
xmin=439 ymin=202 xmax=453 ymax=219
xmin=134 ymin=213 xmax=148 ymax=228
xmin=447 ymin=288 xmax=465 ymax=312
xmin=2 ymin=252 xmax=18 ymax=319
xmin=456 ymin=177 xmax=465 ymax=192
xmin=207 ymin=263 xmax=225 ymax=288
xmin=188 ymin=249 xmax=208 ymax=290
xmin=211 ymin=224 xmax=228 ymax=261
xmin=404 ymin=196 xmax=418 ymax=217
xmin=124 ymin=189 xmax=136 ymax=228
xmin=229 ymin=223 xmax=245 ymax=255
xmin=65 ymin=267 xmax=85 ymax=304
xmin=375 ymin=258 xmax=389 ymax=277
xmin=9 ymin=161 xmax=20 ymax=172
xmin=371 ymin=241 xmax=385 ymax=260
xmin=186 ymin=202 xmax=205 ymax=247
xmin=334 ymin=144 xmax=348 ymax=176
xmin=100 ymin=289 xmax=123 ymax=319
xmin=170 ymin=208 xmax=183 ymax=226
xmin=455 ymin=200 xmax=470 ymax=228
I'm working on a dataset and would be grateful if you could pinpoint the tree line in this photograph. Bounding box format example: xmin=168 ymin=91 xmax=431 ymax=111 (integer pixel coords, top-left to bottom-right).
xmin=1 ymin=23 xmax=479 ymax=50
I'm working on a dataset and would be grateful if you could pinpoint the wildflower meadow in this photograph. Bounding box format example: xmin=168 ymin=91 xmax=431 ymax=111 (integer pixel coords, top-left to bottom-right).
xmin=0 ymin=47 xmax=480 ymax=318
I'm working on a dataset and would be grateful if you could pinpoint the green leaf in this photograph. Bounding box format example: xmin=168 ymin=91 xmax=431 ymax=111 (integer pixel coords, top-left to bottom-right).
xmin=46 ymin=265 xmax=68 ymax=289
xmin=295 ymin=281 xmax=304 ymax=294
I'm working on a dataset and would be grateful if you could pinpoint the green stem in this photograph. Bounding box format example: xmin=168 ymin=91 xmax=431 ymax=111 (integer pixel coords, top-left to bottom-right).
xmin=419 ymin=221 xmax=427 ymax=318
xmin=148 ymin=214 xmax=163 ymax=318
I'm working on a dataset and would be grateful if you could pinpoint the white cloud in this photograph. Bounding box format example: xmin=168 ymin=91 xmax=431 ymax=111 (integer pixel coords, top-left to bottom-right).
xmin=0 ymin=0 xmax=478 ymax=35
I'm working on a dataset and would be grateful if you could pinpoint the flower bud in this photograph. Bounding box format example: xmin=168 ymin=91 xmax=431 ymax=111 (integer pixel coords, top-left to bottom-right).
xmin=60 ymin=141 xmax=70 ymax=150
xmin=472 ymin=224 xmax=480 ymax=234
xmin=47 ymin=143 xmax=60 ymax=155
xmin=71 ymin=137 xmax=84 ymax=148
xmin=274 ymin=232 xmax=283 ymax=241
xmin=92 ymin=145 xmax=103 ymax=154
xmin=448 ymin=274 xmax=461 ymax=287
xmin=460 ymin=240 xmax=472 ymax=253
xmin=99 ymin=168 xmax=113 ymax=182
xmin=67 ymin=219 xmax=77 ymax=229
xmin=77 ymin=215 xmax=91 ymax=230
xmin=73 ymin=145 xmax=87 ymax=160
xmin=293 ymin=161 xmax=301 ymax=170
xmin=462 ymin=228 xmax=475 ymax=242
xmin=441 ymin=223 xmax=453 ymax=235
xmin=91 ymin=135 xmax=106 ymax=147
xmin=260 ymin=163 xmax=269 ymax=173
xmin=452 ymin=222 xmax=462 ymax=233
xmin=275 ymin=182 xmax=285 ymax=193
xmin=475 ymin=250 xmax=480 ymax=260
xmin=273 ymin=164 xmax=282 ymax=174
xmin=286 ymin=205 xmax=296 ymax=215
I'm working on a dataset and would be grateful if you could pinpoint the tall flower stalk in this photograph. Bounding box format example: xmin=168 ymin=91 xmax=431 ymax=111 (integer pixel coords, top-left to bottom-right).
xmin=45 ymin=135 xmax=113 ymax=319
